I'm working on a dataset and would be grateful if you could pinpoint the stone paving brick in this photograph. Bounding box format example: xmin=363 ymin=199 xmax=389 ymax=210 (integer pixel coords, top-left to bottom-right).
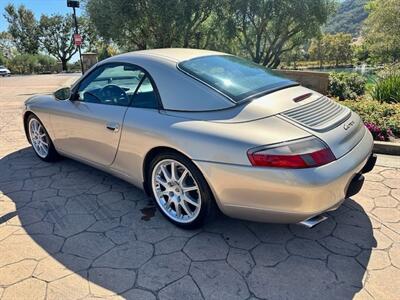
xmin=190 ymin=260 xmax=249 ymax=300
xmin=227 ymin=248 xmax=255 ymax=277
xmin=121 ymin=289 xmax=156 ymax=300
xmin=88 ymin=268 xmax=136 ymax=297
xmin=1 ymin=278 xmax=46 ymax=300
xmin=155 ymin=236 xmax=188 ymax=255
xmin=47 ymin=273 xmax=90 ymax=300
xmin=183 ymin=232 xmax=229 ymax=261
xmin=248 ymin=257 xmax=337 ymax=299
xmin=251 ymin=243 xmax=288 ymax=266
xmin=62 ymin=232 xmax=115 ymax=259
xmin=138 ymin=252 xmax=190 ymax=290
xmin=374 ymin=195 xmax=399 ymax=208
xmin=0 ymin=259 xmax=37 ymax=286
xmin=93 ymin=241 xmax=153 ymax=269
xmin=158 ymin=275 xmax=203 ymax=300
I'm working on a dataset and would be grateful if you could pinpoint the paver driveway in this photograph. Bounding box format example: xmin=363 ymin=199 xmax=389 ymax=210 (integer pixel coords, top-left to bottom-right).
xmin=0 ymin=74 xmax=400 ymax=300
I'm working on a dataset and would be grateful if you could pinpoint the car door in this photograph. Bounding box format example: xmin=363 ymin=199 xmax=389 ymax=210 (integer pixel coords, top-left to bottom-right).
xmin=50 ymin=63 xmax=146 ymax=166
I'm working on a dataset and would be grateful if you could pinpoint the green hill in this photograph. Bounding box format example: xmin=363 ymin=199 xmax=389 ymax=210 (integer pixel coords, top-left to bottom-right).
xmin=325 ymin=0 xmax=368 ymax=36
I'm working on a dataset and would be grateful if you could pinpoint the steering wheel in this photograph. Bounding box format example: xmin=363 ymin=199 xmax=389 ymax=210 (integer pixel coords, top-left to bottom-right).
xmin=101 ymin=84 xmax=129 ymax=106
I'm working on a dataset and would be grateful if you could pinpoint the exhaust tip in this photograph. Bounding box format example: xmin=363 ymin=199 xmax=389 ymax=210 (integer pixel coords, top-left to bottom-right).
xmin=299 ymin=215 xmax=327 ymax=228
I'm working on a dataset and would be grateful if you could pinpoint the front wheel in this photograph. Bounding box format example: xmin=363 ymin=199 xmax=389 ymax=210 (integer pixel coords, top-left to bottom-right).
xmin=149 ymin=152 xmax=216 ymax=229
xmin=27 ymin=115 xmax=60 ymax=162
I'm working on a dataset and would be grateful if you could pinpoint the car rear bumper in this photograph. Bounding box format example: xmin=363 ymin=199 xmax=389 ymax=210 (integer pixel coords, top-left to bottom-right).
xmin=194 ymin=129 xmax=374 ymax=223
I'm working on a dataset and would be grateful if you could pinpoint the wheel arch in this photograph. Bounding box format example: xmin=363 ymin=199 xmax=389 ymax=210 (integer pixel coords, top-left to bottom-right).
xmin=142 ymin=146 xmax=189 ymax=195
xmin=141 ymin=146 xmax=217 ymax=206
xmin=23 ymin=111 xmax=35 ymax=143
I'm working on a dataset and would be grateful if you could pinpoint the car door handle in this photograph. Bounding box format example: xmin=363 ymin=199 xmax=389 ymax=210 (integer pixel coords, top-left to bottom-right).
xmin=106 ymin=122 xmax=120 ymax=132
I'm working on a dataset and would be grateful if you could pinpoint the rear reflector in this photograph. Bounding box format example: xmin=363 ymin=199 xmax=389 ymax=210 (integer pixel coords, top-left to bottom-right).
xmin=247 ymin=137 xmax=336 ymax=168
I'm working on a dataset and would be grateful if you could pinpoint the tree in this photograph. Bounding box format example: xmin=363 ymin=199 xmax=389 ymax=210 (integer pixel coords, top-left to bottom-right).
xmin=79 ymin=16 xmax=101 ymax=52
xmin=84 ymin=0 xmax=222 ymax=50
xmin=3 ymin=4 xmax=40 ymax=54
xmin=0 ymin=31 xmax=16 ymax=59
xmin=226 ymin=0 xmax=336 ymax=67
xmin=309 ymin=33 xmax=353 ymax=67
xmin=85 ymin=0 xmax=336 ymax=68
xmin=325 ymin=33 xmax=353 ymax=67
xmin=309 ymin=36 xmax=326 ymax=68
xmin=363 ymin=0 xmax=400 ymax=62
xmin=38 ymin=14 xmax=79 ymax=71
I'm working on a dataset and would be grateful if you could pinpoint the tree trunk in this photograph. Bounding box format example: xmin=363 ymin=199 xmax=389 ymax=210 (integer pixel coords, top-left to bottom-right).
xmin=61 ymin=59 xmax=68 ymax=72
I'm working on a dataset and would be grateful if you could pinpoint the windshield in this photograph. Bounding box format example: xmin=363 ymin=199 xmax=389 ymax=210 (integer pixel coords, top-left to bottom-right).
xmin=178 ymin=55 xmax=296 ymax=102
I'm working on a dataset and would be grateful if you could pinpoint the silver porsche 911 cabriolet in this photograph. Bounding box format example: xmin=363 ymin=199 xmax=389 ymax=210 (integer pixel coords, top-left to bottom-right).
xmin=23 ymin=48 xmax=376 ymax=228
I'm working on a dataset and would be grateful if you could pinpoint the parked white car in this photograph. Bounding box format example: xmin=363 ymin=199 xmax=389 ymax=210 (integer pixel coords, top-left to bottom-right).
xmin=0 ymin=65 xmax=11 ymax=77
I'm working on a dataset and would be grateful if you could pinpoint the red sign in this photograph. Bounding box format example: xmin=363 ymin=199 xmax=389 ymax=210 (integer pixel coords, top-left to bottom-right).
xmin=73 ymin=34 xmax=82 ymax=46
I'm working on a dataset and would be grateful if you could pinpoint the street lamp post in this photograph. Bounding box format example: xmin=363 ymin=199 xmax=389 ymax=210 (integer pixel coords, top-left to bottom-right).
xmin=67 ymin=0 xmax=84 ymax=74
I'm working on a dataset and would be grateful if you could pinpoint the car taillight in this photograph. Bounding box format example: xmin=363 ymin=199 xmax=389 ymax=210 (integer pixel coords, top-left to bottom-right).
xmin=247 ymin=137 xmax=336 ymax=168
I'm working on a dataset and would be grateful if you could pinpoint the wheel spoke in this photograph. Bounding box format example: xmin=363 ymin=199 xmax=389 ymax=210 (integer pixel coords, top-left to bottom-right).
xmin=170 ymin=162 xmax=178 ymax=181
xmin=161 ymin=190 xmax=170 ymax=197
xmin=165 ymin=197 xmax=173 ymax=209
xmin=183 ymin=195 xmax=200 ymax=207
xmin=38 ymin=143 xmax=45 ymax=155
xmin=178 ymin=169 xmax=188 ymax=185
xmin=160 ymin=165 xmax=171 ymax=181
xmin=182 ymin=185 xmax=198 ymax=193
xmin=180 ymin=201 xmax=192 ymax=216
xmin=156 ymin=176 xmax=169 ymax=188
xmin=175 ymin=202 xmax=182 ymax=218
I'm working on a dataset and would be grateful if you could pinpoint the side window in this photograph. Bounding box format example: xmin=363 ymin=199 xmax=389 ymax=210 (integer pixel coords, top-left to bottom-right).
xmin=77 ymin=64 xmax=145 ymax=107
xmin=130 ymin=76 xmax=158 ymax=109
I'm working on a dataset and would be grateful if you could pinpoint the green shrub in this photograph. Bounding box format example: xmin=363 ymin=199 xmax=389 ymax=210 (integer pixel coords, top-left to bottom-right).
xmin=7 ymin=54 xmax=58 ymax=74
xmin=341 ymin=99 xmax=400 ymax=140
xmin=371 ymin=73 xmax=400 ymax=104
xmin=328 ymin=72 xmax=367 ymax=100
xmin=376 ymin=63 xmax=400 ymax=79
xmin=0 ymin=53 xmax=7 ymax=66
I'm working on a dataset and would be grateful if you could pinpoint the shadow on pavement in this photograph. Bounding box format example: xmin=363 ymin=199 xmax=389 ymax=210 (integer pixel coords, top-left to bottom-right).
xmin=0 ymin=147 xmax=375 ymax=299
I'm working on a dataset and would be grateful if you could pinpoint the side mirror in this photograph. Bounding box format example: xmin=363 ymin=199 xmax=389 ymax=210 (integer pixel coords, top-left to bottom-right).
xmin=54 ymin=87 xmax=71 ymax=101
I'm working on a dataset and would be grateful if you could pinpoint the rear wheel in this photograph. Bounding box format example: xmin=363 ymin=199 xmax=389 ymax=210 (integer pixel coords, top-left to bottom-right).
xmin=27 ymin=115 xmax=60 ymax=162
xmin=149 ymin=152 xmax=216 ymax=229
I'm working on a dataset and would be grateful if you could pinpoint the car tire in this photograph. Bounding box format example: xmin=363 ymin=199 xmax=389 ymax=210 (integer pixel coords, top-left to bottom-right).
xmin=27 ymin=114 xmax=60 ymax=162
xmin=148 ymin=151 xmax=217 ymax=229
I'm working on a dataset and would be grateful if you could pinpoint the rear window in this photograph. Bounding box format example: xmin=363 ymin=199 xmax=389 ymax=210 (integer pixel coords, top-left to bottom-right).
xmin=178 ymin=55 xmax=296 ymax=102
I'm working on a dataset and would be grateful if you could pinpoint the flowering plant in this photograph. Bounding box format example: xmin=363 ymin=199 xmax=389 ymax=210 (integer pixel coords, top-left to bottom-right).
xmin=365 ymin=122 xmax=394 ymax=141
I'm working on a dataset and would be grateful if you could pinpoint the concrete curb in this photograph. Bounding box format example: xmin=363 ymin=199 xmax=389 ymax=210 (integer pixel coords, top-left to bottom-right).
xmin=373 ymin=141 xmax=400 ymax=156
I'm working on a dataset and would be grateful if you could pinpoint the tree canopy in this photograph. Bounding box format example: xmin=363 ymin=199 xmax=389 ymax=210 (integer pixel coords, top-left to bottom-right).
xmin=85 ymin=0 xmax=335 ymax=67
xmin=39 ymin=14 xmax=79 ymax=71
xmin=363 ymin=0 xmax=400 ymax=62
xmin=309 ymin=33 xmax=353 ymax=67
xmin=3 ymin=4 xmax=40 ymax=54
xmin=3 ymin=4 xmax=94 ymax=71
xmin=85 ymin=0 xmax=222 ymax=50
xmin=225 ymin=0 xmax=335 ymax=67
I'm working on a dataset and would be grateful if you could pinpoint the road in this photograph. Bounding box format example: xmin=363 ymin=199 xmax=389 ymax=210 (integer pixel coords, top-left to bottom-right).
xmin=0 ymin=74 xmax=399 ymax=299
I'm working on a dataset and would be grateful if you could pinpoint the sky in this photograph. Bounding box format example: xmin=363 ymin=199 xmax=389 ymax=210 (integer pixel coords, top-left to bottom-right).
xmin=0 ymin=0 xmax=82 ymax=32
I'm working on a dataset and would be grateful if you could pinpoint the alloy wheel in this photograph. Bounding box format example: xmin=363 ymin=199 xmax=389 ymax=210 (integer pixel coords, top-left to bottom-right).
xmin=151 ymin=159 xmax=202 ymax=223
xmin=29 ymin=118 xmax=49 ymax=158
